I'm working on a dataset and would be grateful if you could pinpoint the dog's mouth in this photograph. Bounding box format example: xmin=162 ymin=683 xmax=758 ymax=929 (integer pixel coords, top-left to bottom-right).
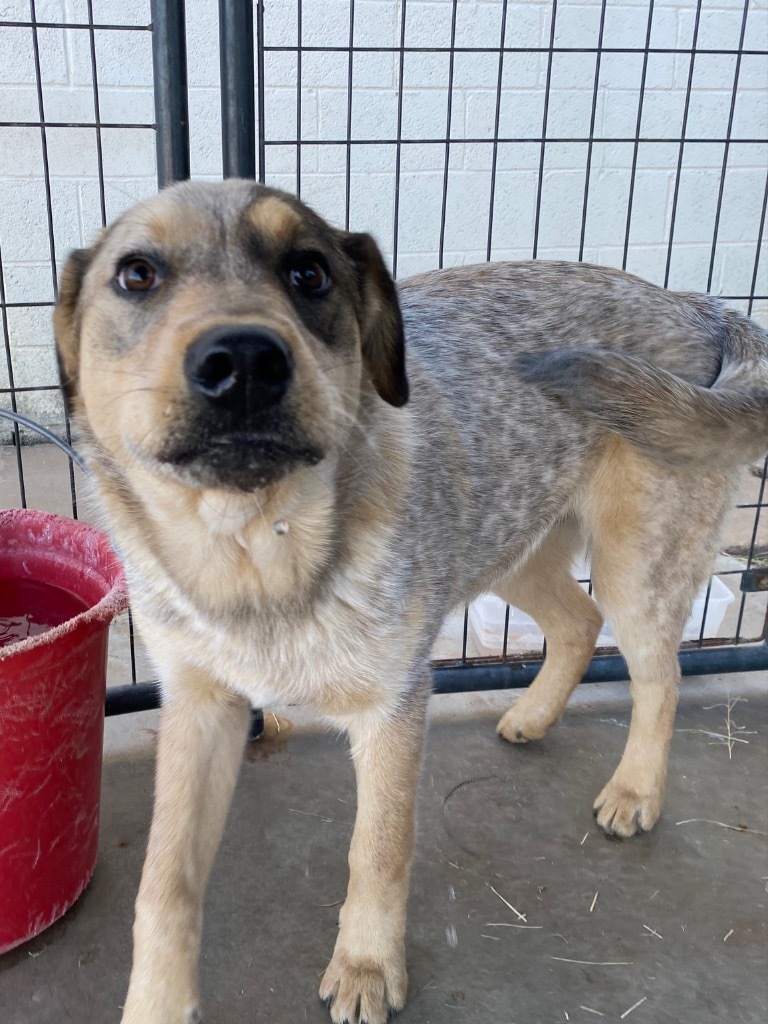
xmin=151 ymin=431 xmax=324 ymax=491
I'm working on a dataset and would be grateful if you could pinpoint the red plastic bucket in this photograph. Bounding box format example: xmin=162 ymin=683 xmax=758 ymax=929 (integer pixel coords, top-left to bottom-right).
xmin=0 ymin=510 xmax=128 ymax=953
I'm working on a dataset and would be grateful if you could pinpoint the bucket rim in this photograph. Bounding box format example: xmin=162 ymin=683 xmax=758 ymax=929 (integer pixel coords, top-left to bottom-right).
xmin=0 ymin=509 xmax=129 ymax=661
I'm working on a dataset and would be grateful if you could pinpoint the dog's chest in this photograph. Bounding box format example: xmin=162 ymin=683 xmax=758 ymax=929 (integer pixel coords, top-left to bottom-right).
xmin=154 ymin=573 xmax=418 ymax=715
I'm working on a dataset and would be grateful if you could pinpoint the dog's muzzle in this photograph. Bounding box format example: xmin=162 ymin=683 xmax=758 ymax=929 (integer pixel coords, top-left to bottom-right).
xmin=185 ymin=323 xmax=293 ymax=414
xmin=158 ymin=323 xmax=321 ymax=490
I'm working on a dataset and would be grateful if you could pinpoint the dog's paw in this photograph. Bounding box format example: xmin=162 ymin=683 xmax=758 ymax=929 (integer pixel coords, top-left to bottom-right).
xmin=119 ymin=973 xmax=201 ymax=1024
xmin=593 ymin=776 xmax=662 ymax=837
xmin=496 ymin=700 xmax=553 ymax=743
xmin=120 ymin=1004 xmax=201 ymax=1024
xmin=319 ymin=950 xmax=407 ymax=1024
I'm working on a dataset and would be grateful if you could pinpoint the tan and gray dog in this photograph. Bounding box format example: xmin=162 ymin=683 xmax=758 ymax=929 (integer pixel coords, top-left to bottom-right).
xmin=54 ymin=179 xmax=768 ymax=1024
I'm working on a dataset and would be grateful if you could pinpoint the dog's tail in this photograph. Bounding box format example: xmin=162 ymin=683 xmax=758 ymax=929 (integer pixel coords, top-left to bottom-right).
xmin=517 ymin=310 xmax=768 ymax=471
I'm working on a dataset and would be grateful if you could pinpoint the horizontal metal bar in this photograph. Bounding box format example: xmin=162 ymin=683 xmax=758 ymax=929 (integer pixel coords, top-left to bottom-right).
xmin=106 ymin=643 xmax=767 ymax=713
xmin=0 ymin=301 xmax=56 ymax=308
xmin=432 ymin=643 xmax=768 ymax=693
xmin=704 ymin=571 xmax=764 ymax=581
xmin=0 ymin=385 xmax=61 ymax=393
xmin=0 ymin=20 xmax=151 ymax=30
xmin=1 ymin=130 xmax=757 ymax=147
xmin=105 ymin=683 xmax=265 ymax=739
xmin=0 ymin=121 xmax=155 ymax=130
xmin=262 ymin=137 xmax=767 ymax=147
xmin=261 ymin=45 xmax=768 ymax=57
xmin=105 ymin=682 xmax=160 ymax=715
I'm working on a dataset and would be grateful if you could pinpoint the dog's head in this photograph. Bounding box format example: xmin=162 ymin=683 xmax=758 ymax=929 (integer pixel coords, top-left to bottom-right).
xmin=55 ymin=180 xmax=407 ymax=493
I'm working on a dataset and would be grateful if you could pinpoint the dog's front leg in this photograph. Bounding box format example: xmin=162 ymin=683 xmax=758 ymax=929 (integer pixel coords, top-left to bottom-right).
xmin=320 ymin=690 xmax=428 ymax=1024
xmin=121 ymin=673 xmax=250 ymax=1024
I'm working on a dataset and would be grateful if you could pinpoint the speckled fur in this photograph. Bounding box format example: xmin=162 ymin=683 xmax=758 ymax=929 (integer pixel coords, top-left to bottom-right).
xmin=54 ymin=181 xmax=768 ymax=1024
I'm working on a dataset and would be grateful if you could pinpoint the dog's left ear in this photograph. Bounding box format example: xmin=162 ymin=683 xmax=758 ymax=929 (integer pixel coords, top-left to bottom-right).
xmin=53 ymin=246 xmax=96 ymax=409
xmin=341 ymin=232 xmax=408 ymax=407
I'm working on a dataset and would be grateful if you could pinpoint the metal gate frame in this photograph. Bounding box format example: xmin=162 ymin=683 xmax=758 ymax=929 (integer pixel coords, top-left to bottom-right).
xmin=1 ymin=0 xmax=766 ymax=720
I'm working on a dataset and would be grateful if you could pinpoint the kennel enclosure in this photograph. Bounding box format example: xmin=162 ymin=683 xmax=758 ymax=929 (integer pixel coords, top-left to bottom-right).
xmin=0 ymin=0 xmax=766 ymax=716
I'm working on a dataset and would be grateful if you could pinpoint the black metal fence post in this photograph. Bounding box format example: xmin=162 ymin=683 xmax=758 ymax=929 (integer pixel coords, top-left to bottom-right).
xmin=219 ymin=0 xmax=256 ymax=179
xmin=103 ymin=0 xmax=190 ymax=718
xmin=219 ymin=0 xmax=265 ymax=740
xmin=151 ymin=0 xmax=191 ymax=187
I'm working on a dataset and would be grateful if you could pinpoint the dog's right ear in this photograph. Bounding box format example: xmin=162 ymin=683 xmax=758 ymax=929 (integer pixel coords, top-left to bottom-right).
xmin=53 ymin=247 xmax=95 ymax=408
xmin=340 ymin=232 xmax=408 ymax=408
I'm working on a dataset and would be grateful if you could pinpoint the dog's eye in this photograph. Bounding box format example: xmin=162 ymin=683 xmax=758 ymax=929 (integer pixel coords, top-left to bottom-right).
xmin=287 ymin=255 xmax=331 ymax=296
xmin=116 ymin=257 xmax=162 ymax=294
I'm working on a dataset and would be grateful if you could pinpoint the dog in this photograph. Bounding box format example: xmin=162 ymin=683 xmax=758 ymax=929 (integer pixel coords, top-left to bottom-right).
xmin=54 ymin=179 xmax=768 ymax=1024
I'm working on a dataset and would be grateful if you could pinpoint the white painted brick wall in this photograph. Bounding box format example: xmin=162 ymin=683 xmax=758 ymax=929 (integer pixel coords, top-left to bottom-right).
xmin=1 ymin=0 xmax=766 ymax=428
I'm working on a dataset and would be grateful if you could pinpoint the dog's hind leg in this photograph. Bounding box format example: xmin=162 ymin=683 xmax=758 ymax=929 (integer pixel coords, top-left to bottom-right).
xmin=320 ymin=684 xmax=429 ymax=1024
xmin=496 ymin=518 xmax=604 ymax=744
xmin=121 ymin=653 xmax=250 ymax=1024
xmin=587 ymin=438 xmax=733 ymax=837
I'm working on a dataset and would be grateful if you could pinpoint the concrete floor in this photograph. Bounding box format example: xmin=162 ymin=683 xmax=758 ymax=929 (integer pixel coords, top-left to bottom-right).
xmin=1 ymin=679 xmax=767 ymax=1024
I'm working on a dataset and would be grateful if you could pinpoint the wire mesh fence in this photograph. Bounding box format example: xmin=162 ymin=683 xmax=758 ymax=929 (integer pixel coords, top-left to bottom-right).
xmin=1 ymin=0 xmax=766 ymax=703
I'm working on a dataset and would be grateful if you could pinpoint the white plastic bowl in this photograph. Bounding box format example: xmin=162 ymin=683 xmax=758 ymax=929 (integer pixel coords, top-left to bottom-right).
xmin=466 ymin=572 xmax=734 ymax=657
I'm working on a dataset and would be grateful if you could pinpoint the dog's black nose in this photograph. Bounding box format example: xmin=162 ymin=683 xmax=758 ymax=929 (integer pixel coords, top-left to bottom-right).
xmin=185 ymin=325 xmax=293 ymax=409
